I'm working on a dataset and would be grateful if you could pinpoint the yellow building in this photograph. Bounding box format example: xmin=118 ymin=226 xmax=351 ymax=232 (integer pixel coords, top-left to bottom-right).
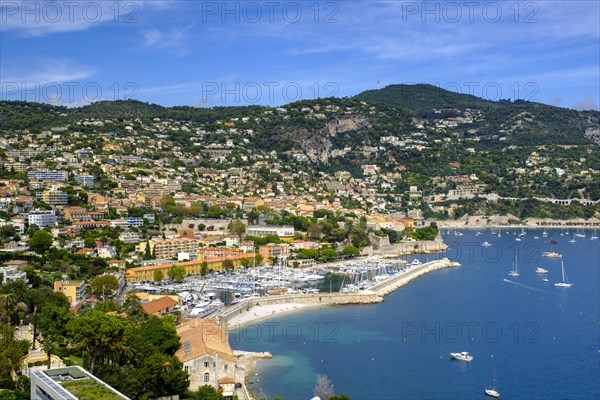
xmin=139 ymin=237 xmax=199 ymax=259
xmin=53 ymin=281 xmax=85 ymax=304
xmin=125 ymin=251 xmax=255 ymax=283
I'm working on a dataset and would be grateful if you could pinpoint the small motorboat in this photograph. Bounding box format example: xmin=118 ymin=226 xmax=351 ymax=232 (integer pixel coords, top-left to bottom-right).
xmin=450 ymin=351 xmax=473 ymax=362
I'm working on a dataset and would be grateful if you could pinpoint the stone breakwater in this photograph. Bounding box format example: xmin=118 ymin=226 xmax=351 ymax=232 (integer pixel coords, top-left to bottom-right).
xmin=370 ymin=259 xmax=461 ymax=296
xmin=216 ymin=292 xmax=383 ymax=328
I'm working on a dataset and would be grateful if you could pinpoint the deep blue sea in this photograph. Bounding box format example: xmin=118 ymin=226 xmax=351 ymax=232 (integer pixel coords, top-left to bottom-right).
xmin=230 ymin=229 xmax=600 ymax=400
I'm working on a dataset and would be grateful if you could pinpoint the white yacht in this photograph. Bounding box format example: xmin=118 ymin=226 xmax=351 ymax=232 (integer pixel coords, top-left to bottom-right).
xmin=542 ymin=251 xmax=562 ymax=258
xmin=535 ymin=267 xmax=549 ymax=274
xmin=554 ymin=260 xmax=572 ymax=287
xmin=410 ymin=259 xmax=422 ymax=268
xmin=508 ymin=254 xmax=519 ymax=277
xmin=482 ymin=241 xmax=492 ymax=247
xmin=484 ymin=368 xmax=500 ymax=398
xmin=450 ymin=351 xmax=473 ymax=362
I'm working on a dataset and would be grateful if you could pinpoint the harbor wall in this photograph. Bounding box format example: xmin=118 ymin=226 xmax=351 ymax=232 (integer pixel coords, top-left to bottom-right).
xmin=216 ymin=292 xmax=383 ymax=327
xmin=370 ymin=259 xmax=460 ymax=296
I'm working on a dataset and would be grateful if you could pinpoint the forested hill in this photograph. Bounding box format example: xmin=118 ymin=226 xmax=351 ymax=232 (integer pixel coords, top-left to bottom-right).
xmin=1 ymin=84 xmax=599 ymax=152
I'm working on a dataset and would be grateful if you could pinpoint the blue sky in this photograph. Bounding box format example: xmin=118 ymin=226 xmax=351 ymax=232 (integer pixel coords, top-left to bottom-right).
xmin=1 ymin=0 xmax=599 ymax=109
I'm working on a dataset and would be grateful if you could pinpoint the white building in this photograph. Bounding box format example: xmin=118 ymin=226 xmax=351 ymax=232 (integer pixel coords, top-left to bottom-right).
xmin=27 ymin=170 xmax=68 ymax=182
xmin=28 ymin=210 xmax=57 ymax=228
xmin=246 ymin=225 xmax=295 ymax=239
xmin=0 ymin=265 xmax=27 ymax=283
xmin=119 ymin=231 xmax=140 ymax=244
xmin=75 ymin=174 xmax=95 ymax=187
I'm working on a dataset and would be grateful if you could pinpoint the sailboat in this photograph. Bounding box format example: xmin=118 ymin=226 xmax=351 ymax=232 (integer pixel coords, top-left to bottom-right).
xmin=508 ymin=253 xmax=519 ymax=277
xmin=484 ymin=368 xmax=500 ymax=398
xmin=574 ymin=228 xmax=585 ymax=238
xmin=591 ymin=227 xmax=598 ymax=240
xmin=554 ymin=260 xmax=572 ymax=287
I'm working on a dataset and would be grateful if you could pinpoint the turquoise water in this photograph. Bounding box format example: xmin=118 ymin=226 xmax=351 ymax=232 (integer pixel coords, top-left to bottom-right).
xmin=230 ymin=229 xmax=600 ymax=400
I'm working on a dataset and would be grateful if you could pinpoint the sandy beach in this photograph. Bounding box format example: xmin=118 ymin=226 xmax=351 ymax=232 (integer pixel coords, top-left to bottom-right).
xmin=226 ymin=302 xmax=318 ymax=328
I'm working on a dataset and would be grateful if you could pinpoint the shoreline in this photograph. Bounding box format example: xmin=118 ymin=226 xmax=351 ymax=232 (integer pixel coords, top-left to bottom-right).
xmin=439 ymin=224 xmax=600 ymax=229
xmin=226 ymin=302 xmax=322 ymax=328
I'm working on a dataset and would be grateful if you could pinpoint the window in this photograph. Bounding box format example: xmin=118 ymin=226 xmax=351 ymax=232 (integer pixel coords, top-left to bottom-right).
xmin=204 ymin=361 xmax=210 ymax=368
xmin=224 ymin=364 xmax=228 ymax=371
xmin=184 ymin=366 xmax=189 ymax=372
xmin=204 ymin=373 xmax=210 ymax=383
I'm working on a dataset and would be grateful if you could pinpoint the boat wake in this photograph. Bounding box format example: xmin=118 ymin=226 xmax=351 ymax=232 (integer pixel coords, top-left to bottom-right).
xmin=502 ymin=279 xmax=546 ymax=292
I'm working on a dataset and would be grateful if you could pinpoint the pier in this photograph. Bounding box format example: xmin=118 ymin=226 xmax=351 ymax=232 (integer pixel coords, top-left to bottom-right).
xmin=369 ymin=259 xmax=460 ymax=296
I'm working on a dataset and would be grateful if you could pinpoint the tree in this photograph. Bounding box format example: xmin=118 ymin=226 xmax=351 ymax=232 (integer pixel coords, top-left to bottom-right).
xmin=227 ymin=220 xmax=246 ymax=239
xmin=144 ymin=241 xmax=152 ymax=260
xmin=141 ymin=315 xmax=180 ymax=355
xmin=222 ymin=260 xmax=234 ymax=271
xmin=121 ymin=293 xmax=146 ymax=320
xmin=313 ymin=374 xmax=335 ymax=400
xmin=40 ymin=337 xmax=57 ymax=369
xmin=66 ymin=311 xmax=133 ymax=373
xmin=307 ymin=222 xmax=322 ymax=240
xmin=132 ymin=353 xmax=189 ymax=398
xmin=28 ymin=230 xmax=53 ymax=254
xmin=200 ymin=262 xmax=208 ymax=276
xmin=320 ymin=247 xmax=338 ymax=261
xmin=38 ymin=304 xmax=73 ymax=342
xmin=193 ymin=385 xmax=223 ymax=400
xmin=341 ymin=245 xmax=360 ymax=257
xmin=240 ymin=258 xmax=251 ymax=268
xmin=153 ymin=270 xmax=164 ymax=283
xmin=91 ymin=275 xmax=119 ymax=298
xmin=168 ymin=265 xmax=186 ymax=283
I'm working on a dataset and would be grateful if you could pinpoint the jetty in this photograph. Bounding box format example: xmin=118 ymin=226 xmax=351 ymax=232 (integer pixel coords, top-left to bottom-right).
xmin=369 ymin=258 xmax=460 ymax=296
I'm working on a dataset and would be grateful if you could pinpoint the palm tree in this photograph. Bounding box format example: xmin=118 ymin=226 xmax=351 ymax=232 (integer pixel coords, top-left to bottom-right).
xmin=13 ymin=301 xmax=28 ymax=327
xmin=0 ymin=292 xmax=16 ymax=324
xmin=40 ymin=337 xmax=57 ymax=369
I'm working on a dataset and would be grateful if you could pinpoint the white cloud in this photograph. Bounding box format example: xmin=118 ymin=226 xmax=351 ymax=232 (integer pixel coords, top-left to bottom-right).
xmin=140 ymin=22 xmax=195 ymax=55
xmin=1 ymin=59 xmax=95 ymax=84
xmin=572 ymin=99 xmax=599 ymax=111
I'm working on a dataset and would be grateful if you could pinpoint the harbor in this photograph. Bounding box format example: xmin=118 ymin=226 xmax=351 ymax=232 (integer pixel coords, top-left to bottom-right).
xmin=130 ymin=254 xmax=460 ymax=324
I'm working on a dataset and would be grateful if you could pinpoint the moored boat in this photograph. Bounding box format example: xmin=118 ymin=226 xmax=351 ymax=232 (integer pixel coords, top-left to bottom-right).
xmin=450 ymin=351 xmax=473 ymax=362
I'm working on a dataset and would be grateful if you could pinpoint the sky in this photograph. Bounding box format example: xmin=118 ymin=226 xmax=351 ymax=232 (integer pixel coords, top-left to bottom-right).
xmin=1 ymin=0 xmax=599 ymax=109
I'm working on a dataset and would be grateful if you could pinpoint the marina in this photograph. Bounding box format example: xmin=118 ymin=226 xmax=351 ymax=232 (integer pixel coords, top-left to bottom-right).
xmin=233 ymin=228 xmax=599 ymax=400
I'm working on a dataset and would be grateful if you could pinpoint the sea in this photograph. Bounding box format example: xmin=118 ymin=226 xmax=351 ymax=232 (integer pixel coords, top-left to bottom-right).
xmin=229 ymin=228 xmax=600 ymax=400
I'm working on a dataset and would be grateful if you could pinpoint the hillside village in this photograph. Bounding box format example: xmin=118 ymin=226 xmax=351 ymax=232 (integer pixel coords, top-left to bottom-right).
xmin=0 ymin=86 xmax=599 ymax=399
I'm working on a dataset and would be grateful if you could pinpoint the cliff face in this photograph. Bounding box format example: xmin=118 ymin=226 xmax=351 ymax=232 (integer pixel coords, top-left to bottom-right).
xmin=585 ymin=127 xmax=600 ymax=145
xmin=272 ymin=114 xmax=372 ymax=163
xmin=325 ymin=115 xmax=371 ymax=137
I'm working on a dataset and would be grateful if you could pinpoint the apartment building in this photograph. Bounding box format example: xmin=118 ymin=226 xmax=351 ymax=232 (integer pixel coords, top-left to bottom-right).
xmin=74 ymin=174 xmax=95 ymax=187
xmin=246 ymin=225 xmax=295 ymax=239
xmin=28 ymin=210 xmax=57 ymax=228
xmin=42 ymin=188 xmax=69 ymax=206
xmin=53 ymin=281 xmax=85 ymax=304
xmin=139 ymin=237 xmax=199 ymax=259
xmin=27 ymin=170 xmax=68 ymax=182
xmin=64 ymin=206 xmax=90 ymax=221
xmin=259 ymin=243 xmax=290 ymax=263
